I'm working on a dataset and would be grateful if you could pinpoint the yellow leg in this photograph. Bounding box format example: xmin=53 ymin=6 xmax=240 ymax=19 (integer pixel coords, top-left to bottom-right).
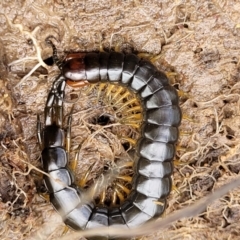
xmin=114 ymin=42 xmax=121 ymax=52
xmin=116 ymin=175 xmax=132 ymax=182
xmin=178 ymin=89 xmax=189 ymax=98
xmin=113 ymin=188 xmax=125 ymax=203
xmin=85 ymin=84 xmax=96 ymax=95
xmin=172 ymin=184 xmax=180 ymax=194
xmin=116 ymin=98 xmax=140 ymax=112
xmin=99 ymin=188 xmax=106 ymax=205
xmin=179 ymin=130 xmax=193 ymax=136
xmin=111 ymin=86 xmax=124 ymax=102
xmin=125 ymin=105 xmax=142 ymax=113
xmin=118 ymin=161 xmax=134 ymax=168
xmin=62 ymin=226 xmax=69 ymax=235
xmin=173 ymin=159 xmax=183 ymax=166
xmin=153 ymin=199 xmax=165 ymax=206
xmin=112 ymin=190 xmax=118 ymax=205
xmin=119 ymin=113 xmax=143 ymax=121
xmin=120 ymin=137 xmax=137 ymax=145
xmin=65 ymin=114 xmax=72 ymax=155
xmin=182 ymin=114 xmax=195 ymax=122
xmin=137 ymin=53 xmax=152 ymax=60
xmin=165 ymin=71 xmax=178 ymax=78
xmin=115 ymin=182 xmax=131 ymax=195
xmin=114 ymin=91 xmax=131 ymax=105
xmin=78 ymin=163 xmax=96 ymax=188
xmin=175 ymin=145 xmax=195 ymax=152
xmin=39 ymin=193 xmax=50 ymax=202
xmin=120 ymin=121 xmax=141 ymax=129
xmin=96 ymin=83 xmax=107 ymax=100
xmin=105 ymin=84 xmax=116 ymax=100
xmin=68 ymin=145 xmax=80 ymax=172
xmin=88 ymin=176 xmax=102 ymax=199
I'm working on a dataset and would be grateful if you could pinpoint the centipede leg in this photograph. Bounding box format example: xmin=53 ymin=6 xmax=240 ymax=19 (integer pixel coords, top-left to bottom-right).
xmin=66 ymin=114 xmax=72 ymax=155
xmin=37 ymin=78 xmax=65 ymax=148
xmin=78 ymin=163 xmax=96 ymax=188
xmin=68 ymin=142 xmax=95 ymax=188
xmin=43 ymin=77 xmax=64 ymax=127
xmin=69 ymin=145 xmax=80 ymax=172
xmin=44 ymin=90 xmax=55 ymax=126
xmin=55 ymin=80 xmax=66 ymax=127
xmin=37 ymin=115 xmax=43 ymax=148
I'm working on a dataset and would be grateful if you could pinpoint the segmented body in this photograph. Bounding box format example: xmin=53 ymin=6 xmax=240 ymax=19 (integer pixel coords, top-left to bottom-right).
xmin=39 ymin=50 xmax=181 ymax=239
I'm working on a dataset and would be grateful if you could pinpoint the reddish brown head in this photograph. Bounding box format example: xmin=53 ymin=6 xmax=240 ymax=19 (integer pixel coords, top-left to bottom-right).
xmin=62 ymin=53 xmax=89 ymax=88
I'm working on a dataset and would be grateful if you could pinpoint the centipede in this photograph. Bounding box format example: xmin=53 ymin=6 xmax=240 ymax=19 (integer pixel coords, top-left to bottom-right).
xmin=37 ymin=39 xmax=182 ymax=239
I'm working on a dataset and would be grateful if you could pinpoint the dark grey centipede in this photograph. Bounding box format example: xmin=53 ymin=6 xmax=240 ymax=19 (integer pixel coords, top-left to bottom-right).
xmin=38 ymin=41 xmax=182 ymax=239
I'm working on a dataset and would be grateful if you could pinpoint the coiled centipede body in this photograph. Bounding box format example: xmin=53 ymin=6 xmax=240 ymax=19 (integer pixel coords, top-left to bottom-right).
xmin=37 ymin=40 xmax=182 ymax=239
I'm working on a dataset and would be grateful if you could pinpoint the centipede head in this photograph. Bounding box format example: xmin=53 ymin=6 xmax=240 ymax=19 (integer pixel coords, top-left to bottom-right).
xmin=46 ymin=37 xmax=89 ymax=88
xmin=62 ymin=53 xmax=90 ymax=87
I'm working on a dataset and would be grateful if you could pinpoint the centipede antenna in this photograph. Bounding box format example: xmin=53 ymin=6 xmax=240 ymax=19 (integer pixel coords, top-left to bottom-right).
xmin=45 ymin=37 xmax=63 ymax=70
